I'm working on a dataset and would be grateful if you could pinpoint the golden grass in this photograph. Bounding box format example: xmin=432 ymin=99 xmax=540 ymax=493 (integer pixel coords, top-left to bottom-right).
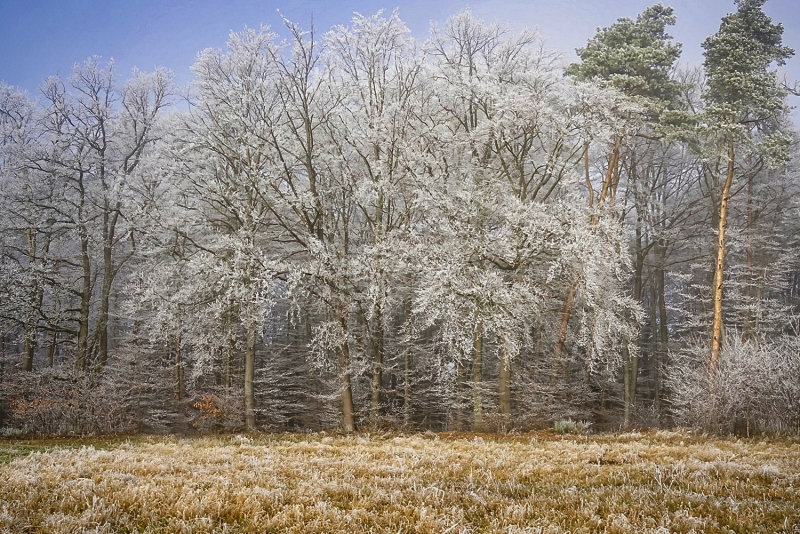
xmin=0 ymin=431 xmax=798 ymax=533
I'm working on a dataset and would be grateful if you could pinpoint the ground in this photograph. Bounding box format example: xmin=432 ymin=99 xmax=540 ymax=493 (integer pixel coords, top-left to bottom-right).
xmin=0 ymin=430 xmax=798 ymax=533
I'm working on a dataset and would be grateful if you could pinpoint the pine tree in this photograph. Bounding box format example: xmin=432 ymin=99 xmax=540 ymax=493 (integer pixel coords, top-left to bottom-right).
xmin=567 ymin=4 xmax=682 ymax=426
xmin=702 ymin=0 xmax=793 ymax=377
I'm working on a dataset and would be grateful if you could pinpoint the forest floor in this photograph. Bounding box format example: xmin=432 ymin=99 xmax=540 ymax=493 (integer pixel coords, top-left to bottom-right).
xmin=0 ymin=430 xmax=798 ymax=533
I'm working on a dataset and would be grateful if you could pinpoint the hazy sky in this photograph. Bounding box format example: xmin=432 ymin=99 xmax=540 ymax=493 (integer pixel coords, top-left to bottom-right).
xmin=1 ymin=0 xmax=798 ymax=107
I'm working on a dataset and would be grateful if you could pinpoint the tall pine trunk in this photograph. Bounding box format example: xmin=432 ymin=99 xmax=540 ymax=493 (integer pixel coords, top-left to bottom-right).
xmin=710 ymin=141 xmax=735 ymax=377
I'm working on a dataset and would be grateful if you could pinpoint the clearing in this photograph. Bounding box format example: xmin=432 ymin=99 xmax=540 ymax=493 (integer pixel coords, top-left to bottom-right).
xmin=0 ymin=431 xmax=798 ymax=533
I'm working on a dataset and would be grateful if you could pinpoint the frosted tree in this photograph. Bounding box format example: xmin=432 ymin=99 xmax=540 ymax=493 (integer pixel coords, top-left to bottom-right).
xmin=123 ymin=118 xmax=210 ymax=407
xmin=266 ymin=20 xmax=363 ymax=431
xmin=322 ymin=10 xmax=427 ymax=422
xmin=410 ymin=11 xmax=641 ymax=429
xmin=169 ymin=28 xmax=289 ymax=429
xmin=0 ymin=83 xmax=42 ymax=371
xmin=26 ymin=60 xmax=172 ymax=371
xmin=416 ymin=11 xmax=546 ymax=428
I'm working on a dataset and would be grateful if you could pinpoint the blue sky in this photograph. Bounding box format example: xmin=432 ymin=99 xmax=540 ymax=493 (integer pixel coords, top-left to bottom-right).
xmin=1 ymin=0 xmax=798 ymax=109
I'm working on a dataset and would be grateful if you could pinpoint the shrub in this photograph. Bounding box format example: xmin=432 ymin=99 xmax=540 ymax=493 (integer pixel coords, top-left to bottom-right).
xmin=668 ymin=334 xmax=800 ymax=436
xmin=2 ymin=366 xmax=139 ymax=436
xmin=553 ymin=418 xmax=591 ymax=434
xmin=191 ymin=392 xmax=244 ymax=433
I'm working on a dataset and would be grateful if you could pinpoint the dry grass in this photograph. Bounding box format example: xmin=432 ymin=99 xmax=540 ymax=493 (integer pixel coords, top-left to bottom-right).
xmin=1 ymin=431 xmax=798 ymax=533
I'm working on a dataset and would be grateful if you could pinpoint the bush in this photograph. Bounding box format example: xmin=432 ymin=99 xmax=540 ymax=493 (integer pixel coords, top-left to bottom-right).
xmin=0 ymin=427 xmax=25 ymax=438
xmin=668 ymin=334 xmax=800 ymax=436
xmin=3 ymin=366 xmax=139 ymax=436
xmin=191 ymin=392 xmax=245 ymax=433
xmin=554 ymin=418 xmax=591 ymax=434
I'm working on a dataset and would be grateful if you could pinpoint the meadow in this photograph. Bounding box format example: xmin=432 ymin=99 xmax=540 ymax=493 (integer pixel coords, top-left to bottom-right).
xmin=1 ymin=430 xmax=798 ymax=533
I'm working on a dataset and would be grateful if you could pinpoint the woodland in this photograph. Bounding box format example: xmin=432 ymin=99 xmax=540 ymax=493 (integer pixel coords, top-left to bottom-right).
xmin=1 ymin=0 xmax=798 ymax=437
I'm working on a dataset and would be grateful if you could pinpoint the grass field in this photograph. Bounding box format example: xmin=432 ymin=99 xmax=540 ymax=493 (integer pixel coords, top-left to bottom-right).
xmin=1 ymin=430 xmax=798 ymax=533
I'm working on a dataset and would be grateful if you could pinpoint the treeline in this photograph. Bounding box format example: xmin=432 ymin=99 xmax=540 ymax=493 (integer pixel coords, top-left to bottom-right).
xmin=1 ymin=2 xmax=798 ymax=436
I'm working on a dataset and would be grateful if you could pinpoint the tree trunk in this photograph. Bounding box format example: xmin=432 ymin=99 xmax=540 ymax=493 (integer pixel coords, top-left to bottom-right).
xmin=654 ymin=239 xmax=669 ymax=422
xmin=622 ymin=344 xmax=631 ymax=427
xmin=244 ymin=323 xmax=256 ymax=430
xmin=369 ymin=297 xmax=384 ymax=422
xmin=498 ymin=343 xmax=511 ymax=419
xmin=47 ymin=331 xmax=57 ymax=368
xmin=339 ymin=347 xmax=356 ymax=433
xmin=599 ymin=136 xmax=622 ymax=205
xmin=710 ymin=141 xmax=735 ymax=378
xmin=97 ymin=284 xmax=111 ymax=366
xmin=338 ymin=317 xmax=356 ymax=432
xmin=22 ymin=228 xmax=42 ymax=372
xmin=584 ymin=140 xmax=594 ymax=209
xmin=22 ymin=334 xmax=35 ymax=372
xmin=76 ymin=225 xmax=92 ymax=373
xmin=472 ymin=318 xmax=484 ymax=431
xmin=622 ymin=342 xmax=639 ymax=428
xmin=173 ymin=329 xmax=184 ymax=402
xmin=403 ymin=347 xmax=412 ymax=427
xmin=225 ymin=331 xmax=235 ymax=390
xmin=648 ymin=282 xmax=660 ymax=420
xmin=743 ymin=170 xmax=756 ymax=340
xmin=624 ymin=220 xmax=645 ymax=428
xmin=0 ymin=334 xmax=5 ymax=381
xmin=97 ymin=240 xmax=113 ymax=367
xmin=454 ymin=360 xmax=465 ymax=431
xmin=553 ymin=285 xmax=576 ymax=368
xmin=369 ymin=180 xmax=386 ymax=421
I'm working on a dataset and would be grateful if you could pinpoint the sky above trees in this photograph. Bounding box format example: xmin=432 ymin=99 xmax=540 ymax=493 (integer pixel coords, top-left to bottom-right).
xmin=0 ymin=0 xmax=798 ymax=111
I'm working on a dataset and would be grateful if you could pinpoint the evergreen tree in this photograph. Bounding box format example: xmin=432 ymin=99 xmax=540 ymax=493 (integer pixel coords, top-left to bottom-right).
xmin=567 ymin=4 xmax=682 ymax=111
xmin=567 ymin=4 xmax=682 ymax=426
xmin=702 ymin=0 xmax=793 ymax=377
